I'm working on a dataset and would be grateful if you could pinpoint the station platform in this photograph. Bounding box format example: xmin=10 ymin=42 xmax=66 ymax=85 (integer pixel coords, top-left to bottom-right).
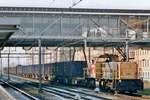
xmin=0 ymin=85 xmax=15 ymax=100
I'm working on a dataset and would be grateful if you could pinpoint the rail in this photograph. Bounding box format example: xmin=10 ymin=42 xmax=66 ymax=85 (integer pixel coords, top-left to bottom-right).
xmin=0 ymin=79 xmax=39 ymax=100
xmin=43 ymin=86 xmax=110 ymax=100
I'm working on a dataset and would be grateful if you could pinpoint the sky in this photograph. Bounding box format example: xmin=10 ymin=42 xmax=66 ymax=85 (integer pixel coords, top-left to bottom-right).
xmin=2 ymin=47 xmax=27 ymax=67
xmin=0 ymin=0 xmax=150 ymax=9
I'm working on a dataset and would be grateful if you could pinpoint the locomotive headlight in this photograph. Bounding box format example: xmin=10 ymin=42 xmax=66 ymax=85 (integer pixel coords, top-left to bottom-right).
xmin=101 ymin=81 xmax=103 ymax=85
xmin=119 ymin=80 xmax=122 ymax=83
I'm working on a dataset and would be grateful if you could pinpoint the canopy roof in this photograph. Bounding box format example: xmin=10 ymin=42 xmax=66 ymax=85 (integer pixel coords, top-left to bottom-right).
xmin=0 ymin=7 xmax=149 ymax=47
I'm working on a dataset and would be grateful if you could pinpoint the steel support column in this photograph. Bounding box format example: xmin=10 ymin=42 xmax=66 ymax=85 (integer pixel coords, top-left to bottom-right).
xmin=42 ymin=48 xmax=45 ymax=78
xmin=1 ymin=57 xmax=3 ymax=77
xmin=125 ymin=41 xmax=129 ymax=61
xmin=69 ymin=47 xmax=72 ymax=61
xmin=147 ymin=17 xmax=149 ymax=35
xmin=83 ymin=39 xmax=88 ymax=78
xmin=83 ymin=39 xmax=87 ymax=62
xmin=38 ymin=39 xmax=42 ymax=92
xmin=125 ymin=30 xmax=129 ymax=61
xmin=72 ymin=47 xmax=76 ymax=61
xmin=88 ymin=47 xmax=91 ymax=63
xmin=17 ymin=56 xmax=20 ymax=65
xmin=84 ymin=39 xmax=87 ymax=52
xmin=0 ymin=50 xmax=2 ymax=77
xmin=32 ymin=48 xmax=34 ymax=65
xmin=55 ymin=49 xmax=58 ymax=62
xmin=8 ymin=48 xmax=10 ymax=81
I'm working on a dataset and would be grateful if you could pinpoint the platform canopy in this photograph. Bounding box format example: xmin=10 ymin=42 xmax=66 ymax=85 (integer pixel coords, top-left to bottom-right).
xmin=0 ymin=25 xmax=18 ymax=48
xmin=0 ymin=7 xmax=150 ymax=47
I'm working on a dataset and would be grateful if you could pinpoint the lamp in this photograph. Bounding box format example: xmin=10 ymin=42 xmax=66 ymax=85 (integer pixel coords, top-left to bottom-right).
xmin=22 ymin=47 xmax=32 ymax=51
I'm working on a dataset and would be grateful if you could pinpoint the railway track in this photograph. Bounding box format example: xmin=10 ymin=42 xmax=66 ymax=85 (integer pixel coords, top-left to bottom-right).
xmin=1 ymin=76 xmax=78 ymax=100
xmin=61 ymin=87 xmax=110 ymax=99
xmin=43 ymin=86 xmax=111 ymax=100
xmin=0 ymin=79 xmax=38 ymax=100
xmin=43 ymin=87 xmax=79 ymax=100
xmin=25 ymin=82 xmax=110 ymax=100
xmin=1 ymin=75 xmax=114 ymax=100
xmin=52 ymin=85 xmax=150 ymax=100
xmin=3 ymin=75 xmax=150 ymax=100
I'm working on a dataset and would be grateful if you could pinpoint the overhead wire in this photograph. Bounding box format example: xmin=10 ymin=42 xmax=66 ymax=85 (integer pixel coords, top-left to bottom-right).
xmin=69 ymin=0 xmax=83 ymax=8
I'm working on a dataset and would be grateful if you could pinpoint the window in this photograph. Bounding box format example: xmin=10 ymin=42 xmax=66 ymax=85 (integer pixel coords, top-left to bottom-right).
xmin=135 ymin=51 xmax=137 ymax=56
xmin=149 ymin=50 xmax=150 ymax=55
xmin=143 ymin=60 xmax=146 ymax=67
xmin=142 ymin=60 xmax=144 ymax=67
xmin=146 ymin=60 xmax=148 ymax=67
xmin=146 ymin=50 xmax=148 ymax=55
xmin=146 ymin=72 xmax=148 ymax=78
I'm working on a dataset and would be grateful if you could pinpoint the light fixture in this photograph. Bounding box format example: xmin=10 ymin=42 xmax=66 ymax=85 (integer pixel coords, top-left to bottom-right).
xmin=22 ymin=47 xmax=32 ymax=51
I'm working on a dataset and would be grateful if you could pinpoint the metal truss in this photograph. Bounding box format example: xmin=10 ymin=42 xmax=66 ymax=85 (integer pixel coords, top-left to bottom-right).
xmin=0 ymin=7 xmax=149 ymax=47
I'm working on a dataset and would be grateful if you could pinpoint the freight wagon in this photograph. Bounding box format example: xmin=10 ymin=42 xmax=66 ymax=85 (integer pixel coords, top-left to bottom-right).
xmin=53 ymin=61 xmax=85 ymax=84
xmin=4 ymin=61 xmax=85 ymax=77
xmin=3 ymin=61 xmax=96 ymax=89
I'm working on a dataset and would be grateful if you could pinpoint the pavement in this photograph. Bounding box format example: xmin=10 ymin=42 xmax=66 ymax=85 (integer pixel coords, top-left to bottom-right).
xmin=0 ymin=85 xmax=15 ymax=100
